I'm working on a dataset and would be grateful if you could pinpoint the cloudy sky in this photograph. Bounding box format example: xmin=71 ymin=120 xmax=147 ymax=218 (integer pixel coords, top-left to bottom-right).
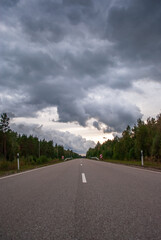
xmin=1 ymin=0 xmax=161 ymax=154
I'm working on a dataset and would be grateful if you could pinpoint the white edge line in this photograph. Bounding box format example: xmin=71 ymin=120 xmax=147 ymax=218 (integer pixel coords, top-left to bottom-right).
xmin=0 ymin=164 xmax=59 ymax=180
xmin=124 ymin=165 xmax=161 ymax=175
xmin=104 ymin=161 xmax=161 ymax=175
xmin=82 ymin=173 xmax=87 ymax=183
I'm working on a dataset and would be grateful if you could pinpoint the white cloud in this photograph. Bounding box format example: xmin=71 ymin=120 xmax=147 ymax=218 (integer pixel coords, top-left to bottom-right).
xmin=10 ymin=123 xmax=96 ymax=154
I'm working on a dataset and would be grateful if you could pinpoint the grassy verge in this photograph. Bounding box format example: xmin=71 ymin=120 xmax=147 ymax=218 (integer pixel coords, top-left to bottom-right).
xmin=101 ymin=159 xmax=161 ymax=170
xmin=0 ymin=158 xmax=64 ymax=177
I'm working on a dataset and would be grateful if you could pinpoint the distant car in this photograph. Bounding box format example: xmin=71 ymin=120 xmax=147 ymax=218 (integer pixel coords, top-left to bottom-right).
xmin=64 ymin=157 xmax=72 ymax=161
xmin=90 ymin=157 xmax=99 ymax=161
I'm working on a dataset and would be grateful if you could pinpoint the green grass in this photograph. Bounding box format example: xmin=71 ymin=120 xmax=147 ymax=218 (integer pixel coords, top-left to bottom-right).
xmin=101 ymin=159 xmax=161 ymax=170
xmin=0 ymin=158 xmax=64 ymax=177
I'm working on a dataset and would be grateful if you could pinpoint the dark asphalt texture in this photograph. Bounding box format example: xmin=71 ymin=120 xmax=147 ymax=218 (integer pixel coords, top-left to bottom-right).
xmin=0 ymin=159 xmax=161 ymax=240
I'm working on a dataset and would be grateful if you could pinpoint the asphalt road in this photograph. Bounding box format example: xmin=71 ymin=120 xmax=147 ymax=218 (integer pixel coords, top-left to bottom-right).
xmin=0 ymin=159 xmax=161 ymax=240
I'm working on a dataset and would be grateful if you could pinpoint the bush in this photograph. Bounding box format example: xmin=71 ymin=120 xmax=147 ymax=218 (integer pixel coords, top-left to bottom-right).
xmin=0 ymin=161 xmax=17 ymax=171
xmin=36 ymin=155 xmax=48 ymax=164
xmin=27 ymin=155 xmax=34 ymax=163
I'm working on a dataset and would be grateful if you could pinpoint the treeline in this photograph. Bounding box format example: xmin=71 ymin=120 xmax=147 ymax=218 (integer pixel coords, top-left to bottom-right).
xmin=86 ymin=114 xmax=161 ymax=162
xmin=0 ymin=113 xmax=80 ymax=164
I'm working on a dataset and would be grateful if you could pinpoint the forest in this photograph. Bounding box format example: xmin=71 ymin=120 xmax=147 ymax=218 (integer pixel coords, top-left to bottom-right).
xmin=86 ymin=114 xmax=161 ymax=162
xmin=0 ymin=113 xmax=80 ymax=170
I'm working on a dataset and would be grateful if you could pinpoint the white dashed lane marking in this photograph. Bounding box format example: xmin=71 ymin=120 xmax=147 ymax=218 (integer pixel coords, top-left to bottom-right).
xmin=82 ymin=173 xmax=87 ymax=183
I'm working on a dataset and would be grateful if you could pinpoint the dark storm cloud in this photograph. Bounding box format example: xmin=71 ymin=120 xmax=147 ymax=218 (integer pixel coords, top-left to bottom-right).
xmin=0 ymin=0 xmax=160 ymax=135
xmin=64 ymin=48 xmax=114 ymax=78
xmin=0 ymin=45 xmax=62 ymax=88
xmin=17 ymin=0 xmax=98 ymax=43
xmin=93 ymin=121 xmax=101 ymax=131
xmin=106 ymin=0 xmax=161 ymax=81
xmin=0 ymin=0 xmax=19 ymax=8
xmin=85 ymin=98 xmax=142 ymax=133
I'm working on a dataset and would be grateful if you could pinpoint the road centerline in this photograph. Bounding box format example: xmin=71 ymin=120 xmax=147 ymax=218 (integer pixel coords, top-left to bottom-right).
xmin=82 ymin=173 xmax=87 ymax=183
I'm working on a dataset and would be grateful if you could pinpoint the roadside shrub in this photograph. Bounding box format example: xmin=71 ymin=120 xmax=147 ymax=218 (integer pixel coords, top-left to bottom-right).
xmin=27 ymin=155 xmax=34 ymax=163
xmin=0 ymin=161 xmax=17 ymax=171
xmin=36 ymin=155 xmax=48 ymax=164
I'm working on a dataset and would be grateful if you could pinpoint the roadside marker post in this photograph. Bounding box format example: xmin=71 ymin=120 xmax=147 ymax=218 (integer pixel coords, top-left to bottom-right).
xmin=141 ymin=150 xmax=144 ymax=166
xmin=17 ymin=153 xmax=20 ymax=171
xmin=100 ymin=154 xmax=103 ymax=160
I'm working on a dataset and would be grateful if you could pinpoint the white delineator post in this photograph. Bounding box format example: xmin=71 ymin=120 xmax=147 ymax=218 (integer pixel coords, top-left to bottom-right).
xmin=17 ymin=153 xmax=20 ymax=170
xmin=141 ymin=150 xmax=144 ymax=166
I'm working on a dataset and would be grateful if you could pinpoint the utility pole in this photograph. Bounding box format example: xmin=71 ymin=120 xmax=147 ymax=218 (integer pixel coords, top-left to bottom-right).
xmin=39 ymin=140 xmax=40 ymax=158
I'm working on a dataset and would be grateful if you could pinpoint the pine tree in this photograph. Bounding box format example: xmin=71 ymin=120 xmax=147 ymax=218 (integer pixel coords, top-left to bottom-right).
xmin=0 ymin=113 xmax=10 ymax=160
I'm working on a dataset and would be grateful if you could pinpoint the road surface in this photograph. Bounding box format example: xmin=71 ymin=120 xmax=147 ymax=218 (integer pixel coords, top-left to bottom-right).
xmin=0 ymin=159 xmax=161 ymax=240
